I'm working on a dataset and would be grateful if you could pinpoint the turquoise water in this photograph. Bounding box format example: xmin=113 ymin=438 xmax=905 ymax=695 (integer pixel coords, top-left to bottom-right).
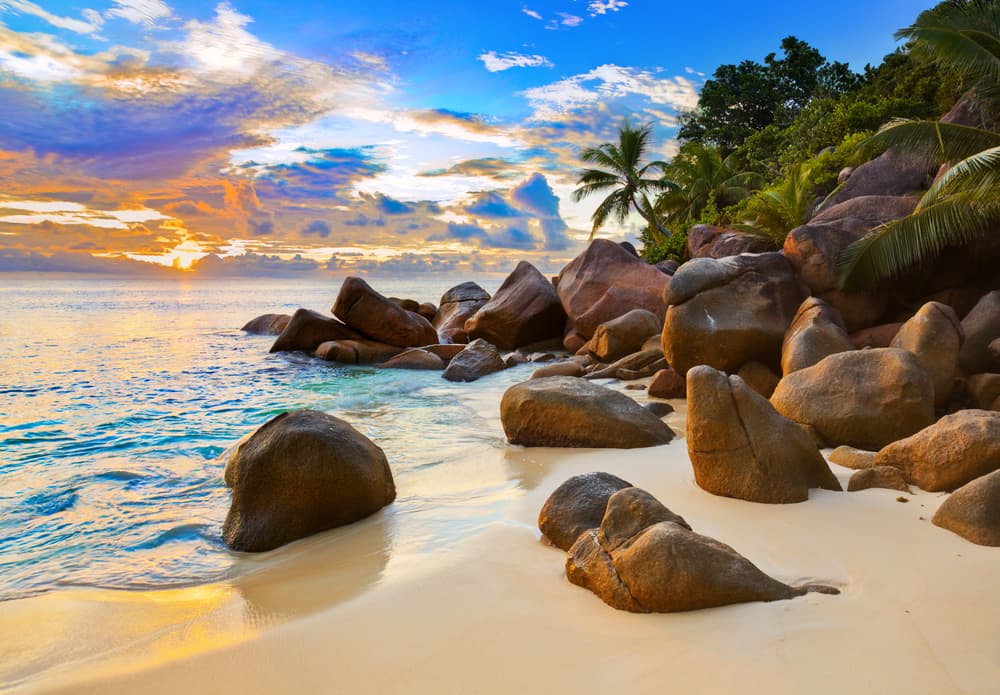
xmin=0 ymin=273 xmax=530 ymax=600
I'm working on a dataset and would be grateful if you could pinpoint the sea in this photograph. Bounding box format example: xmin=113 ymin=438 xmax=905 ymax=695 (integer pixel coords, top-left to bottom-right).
xmin=0 ymin=273 xmax=541 ymax=601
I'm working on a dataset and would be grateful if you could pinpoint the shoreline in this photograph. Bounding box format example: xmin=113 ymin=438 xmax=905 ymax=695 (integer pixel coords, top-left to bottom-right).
xmin=4 ymin=383 xmax=998 ymax=695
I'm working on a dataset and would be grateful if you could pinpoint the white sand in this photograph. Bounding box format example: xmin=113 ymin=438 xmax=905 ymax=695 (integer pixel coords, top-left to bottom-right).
xmin=3 ymin=386 xmax=999 ymax=695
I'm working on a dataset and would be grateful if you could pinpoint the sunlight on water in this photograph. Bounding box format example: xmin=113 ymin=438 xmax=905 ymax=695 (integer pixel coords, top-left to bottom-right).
xmin=0 ymin=274 xmax=524 ymax=601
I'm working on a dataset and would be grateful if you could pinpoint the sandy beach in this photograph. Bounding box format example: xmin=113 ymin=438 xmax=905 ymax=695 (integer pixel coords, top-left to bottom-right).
xmin=4 ymin=382 xmax=998 ymax=695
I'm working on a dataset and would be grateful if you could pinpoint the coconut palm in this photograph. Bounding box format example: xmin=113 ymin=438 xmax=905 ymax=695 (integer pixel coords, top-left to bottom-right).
xmin=654 ymin=143 xmax=763 ymax=224
xmin=572 ymin=121 xmax=676 ymax=241
xmin=836 ymin=0 xmax=1000 ymax=289
xmin=742 ymin=161 xmax=819 ymax=239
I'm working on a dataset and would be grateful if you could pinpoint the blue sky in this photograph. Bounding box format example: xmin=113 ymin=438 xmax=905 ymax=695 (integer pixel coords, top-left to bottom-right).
xmin=0 ymin=0 xmax=932 ymax=274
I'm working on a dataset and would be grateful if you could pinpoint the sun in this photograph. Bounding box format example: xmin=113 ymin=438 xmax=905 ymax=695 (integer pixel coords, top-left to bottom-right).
xmin=126 ymin=237 xmax=208 ymax=271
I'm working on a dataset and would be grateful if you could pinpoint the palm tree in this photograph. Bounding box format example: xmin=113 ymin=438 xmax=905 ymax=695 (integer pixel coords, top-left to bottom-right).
xmin=742 ymin=162 xmax=819 ymax=240
xmin=572 ymin=121 xmax=676 ymax=241
xmin=654 ymin=142 xmax=763 ymax=224
xmin=836 ymin=0 xmax=1000 ymax=289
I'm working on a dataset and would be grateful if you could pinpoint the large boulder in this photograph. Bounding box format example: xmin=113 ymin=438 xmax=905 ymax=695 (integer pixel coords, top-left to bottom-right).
xmin=661 ymin=253 xmax=805 ymax=375
xmin=959 ymin=291 xmax=1000 ymax=375
xmin=783 ymin=195 xmax=918 ymax=330
xmin=932 ymin=470 xmax=1000 ymax=546
xmin=501 ymin=376 xmax=675 ymax=448
xmin=557 ymin=239 xmax=670 ymax=339
xmin=967 ymin=373 xmax=1000 ymax=410
xmin=771 ymin=348 xmax=934 ymax=449
xmin=465 ymin=262 xmax=566 ymax=349
xmin=588 ymin=309 xmax=662 ymax=362
xmin=381 ymin=348 xmax=445 ymax=370
xmin=825 ymin=151 xmax=934 ymax=207
xmin=847 ymin=466 xmax=910 ymax=493
xmin=781 ymin=297 xmax=854 ymax=376
xmin=441 ymin=338 xmax=506 ymax=382
xmin=686 ymin=366 xmax=841 ymax=503
xmin=890 ymin=301 xmax=964 ymax=408
xmin=333 ymin=276 xmax=438 ymax=348
xmin=566 ymin=487 xmax=822 ymax=613
xmin=222 ymin=410 xmax=396 ymax=552
xmin=686 ymin=224 xmax=778 ymax=259
xmin=538 ymin=472 xmax=633 ymax=551
xmin=242 ymin=313 xmax=291 ymax=335
xmin=314 ymin=339 xmax=403 ymax=364
xmin=270 ymin=308 xmax=362 ymax=354
xmin=648 ymin=367 xmax=686 ymax=399
xmin=433 ymin=282 xmax=491 ymax=344
xmin=874 ymin=410 xmax=1000 ymax=491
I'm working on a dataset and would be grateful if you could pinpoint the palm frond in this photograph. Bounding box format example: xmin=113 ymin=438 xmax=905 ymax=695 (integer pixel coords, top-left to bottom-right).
xmin=864 ymin=119 xmax=1000 ymax=163
xmin=921 ymin=145 xmax=1000 ymax=206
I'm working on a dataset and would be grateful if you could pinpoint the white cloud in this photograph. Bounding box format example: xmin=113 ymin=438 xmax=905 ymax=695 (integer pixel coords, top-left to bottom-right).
xmin=106 ymin=0 xmax=172 ymax=27
xmin=176 ymin=3 xmax=279 ymax=77
xmin=0 ymin=0 xmax=102 ymax=35
xmin=588 ymin=0 xmax=628 ymax=16
xmin=558 ymin=13 xmax=583 ymax=27
xmin=478 ymin=50 xmax=553 ymax=73
xmin=0 ymin=201 xmax=170 ymax=229
xmin=522 ymin=8 xmax=542 ymax=20
xmin=0 ymin=44 xmax=83 ymax=81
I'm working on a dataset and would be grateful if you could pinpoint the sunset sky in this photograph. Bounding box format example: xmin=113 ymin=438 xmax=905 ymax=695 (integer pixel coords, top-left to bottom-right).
xmin=0 ymin=0 xmax=928 ymax=276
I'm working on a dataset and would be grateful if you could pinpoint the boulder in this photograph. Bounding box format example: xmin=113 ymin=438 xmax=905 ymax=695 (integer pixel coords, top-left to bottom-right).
xmin=585 ymin=348 xmax=666 ymax=381
xmin=967 ymin=373 xmax=1000 ymax=410
xmin=538 ymin=472 xmax=633 ymax=551
xmin=645 ymin=402 xmax=675 ymax=418
xmin=465 ymin=262 xmax=566 ymax=349
xmin=501 ymin=376 xmax=675 ymax=449
xmin=421 ymin=344 xmax=465 ymax=363
xmin=781 ymin=297 xmax=853 ymax=376
xmin=648 ymin=368 xmax=686 ymax=399
xmin=315 ymin=339 xmax=402 ymax=364
xmin=921 ymin=287 xmax=983 ymax=320
xmin=828 ymin=446 xmax=876 ymax=470
xmin=222 ymin=410 xmax=396 ymax=552
xmin=847 ymin=467 xmax=910 ymax=493
xmin=771 ymin=348 xmax=935 ymax=450
xmin=656 ymin=259 xmax=680 ymax=275
xmin=566 ymin=488 xmax=823 ymax=613
xmin=242 ymin=313 xmax=291 ymax=335
xmin=589 ymin=309 xmax=662 ymax=362
xmin=557 ymin=240 xmax=670 ymax=338
xmin=333 ymin=277 xmax=439 ymax=348
xmin=686 ymin=224 xmax=778 ymax=259
xmin=824 ymin=152 xmax=934 ymax=207
xmin=382 ymin=348 xmax=445 ymax=370
xmin=417 ymin=302 xmax=437 ymax=322
xmin=850 ymin=322 xmax=903 ymax=348
xmin=890 ymin=301 xmax=963 ymax=408
xmin=874 ymin=410 xmax=1000 ymax=491
xmin=932 ymin=470 xmax=1000 ymax=546
xmin=270 ymin=308 xmax=362 ymax=354
xmin=686 ymin=366 xmax=841 ymax=503
xmin=441 ymin=338 xmax=506 ymax=382
xmin=736 ymin=361 xmax=780 ymax=399
xmin=433 ymin=282 xmax=490 ymax=344
xmin=989 ymin=338 xmax=1000 ymax=367
xmin=959 ymin=291 xmax=1000 ymax=375
xmin=531 ymin=361 xmax=585 ymax=379
xmin=662 ymin=253 xmax=805 ymax=375
xmin=562 ymin=329 xmax=588 ymax=354
xmin=389 ymin=297 xmax=420 ymax=313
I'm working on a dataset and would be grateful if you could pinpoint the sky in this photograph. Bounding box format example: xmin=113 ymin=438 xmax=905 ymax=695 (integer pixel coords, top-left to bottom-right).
xmin=0 ymin=0 xmax=932 ymax=277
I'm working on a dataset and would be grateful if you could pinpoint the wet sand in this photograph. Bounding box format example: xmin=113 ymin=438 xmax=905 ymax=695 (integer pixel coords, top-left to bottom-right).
xmin=3 ymin=387 xmax=999 ymax=695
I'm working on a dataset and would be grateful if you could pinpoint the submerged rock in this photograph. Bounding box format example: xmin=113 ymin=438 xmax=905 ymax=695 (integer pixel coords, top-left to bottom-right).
xmin=223 ymin=410 xmax=396 ymax=552
xmin=242 ymin=313 xmax=291 ymax=335
xmin=381 ymin=348 xmax=445 ymax=370
xmin=501 ymin=376 xmax=675 ymax=449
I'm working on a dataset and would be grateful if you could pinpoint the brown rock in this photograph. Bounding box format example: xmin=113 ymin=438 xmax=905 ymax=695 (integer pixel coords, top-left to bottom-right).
xmin=538 ymin=472 xmax=633 ymax=551
xmin=737 ymin=361 xmax=780 ymax=398
xmin=222 ymin=410 xmax=395 ymax=552
xmin=270 ymin=308 xmax=362 ymax=354
xmin=465 ymin=262 xmax=566 ymax=349
xmin=501 ymin=376 xmax=675 ymax=449
xmin=989 ymin=338 xmax=1000 ymax=367
xmin=686 ymin=224 xmax=778 ymax=259
xmin=531 ymin=361 xmax=585 ymax=379
xmin=828 ymin=446 xmax=876 ymax=470
xmin=967 ymin=373 xmax=1000 ymax=410
xmin=850 ymin=322 xmax=904 ymax=348
xmin=421 ymin=344 xmax=465 ymax=363
xmin=890 ymin=302 xmax=964 ymax=408
xmin=875 ymin=410 xmax=1000 ymax=491
xmin=563 ymin=329 xmax=588 ymax=354
xmin=333 ymin=277 xmax=438 ymax=348
xmin=433 ymin=282 xmax=490 ymax=344
xmin=959 ymin=291 xmax=1000 ymax=375
xmin=596 ymin=487 xmax=691 ymax=550
xmin=848 ymin=467 xmax=910 ymax=492
xmin=922 ymin=287 xmax=983 ymax=320
xmin=315 ymin=339 xmax=402 ymax=364
xmin=932 ymin=470 xmax=1000 ymax=546
xmin=771 ymin=348 xmax=935 ymax=450
xmin=645 ymin=402 xmax=675 ymax=418
xmin=441 ymin=338 xmax=506 ymax=382
xmin=589 ymin=309 xmax=662 ymax=363
xmin=585 ymin=348 xmax=666 ymax=381
xmin=388 ymin=297 xmax=420 ymax=313
xmin=381 ymin=348 xmax=446 ymax=370
xmin=648 ymin=368 xmax=686 ymax=399
xmin=686 ymin=365 xmax=841 ymax=503
xmin=417 ymin=302 xmax=437 ymax=322
xmin=557 ymin=239 xmax=669 ymax=338
xmin=662 ymin=253 xmax=805 ymax=375
xmin=242 ymin=313 xmax=291 ymax=335
xmin=781 ymin=297 xmax=853 ymax=376
xmin=824 ymin=153 xmax=934 ymax=207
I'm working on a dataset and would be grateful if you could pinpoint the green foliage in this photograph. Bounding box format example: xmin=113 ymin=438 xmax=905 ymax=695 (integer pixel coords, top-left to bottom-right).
xmin=572 ymin=121 xmax=674 ymax=241
xmin=655 ymin=142 xmax=763 ymax=226
xmin=639 ymin=225 xmax=689 ymax=264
